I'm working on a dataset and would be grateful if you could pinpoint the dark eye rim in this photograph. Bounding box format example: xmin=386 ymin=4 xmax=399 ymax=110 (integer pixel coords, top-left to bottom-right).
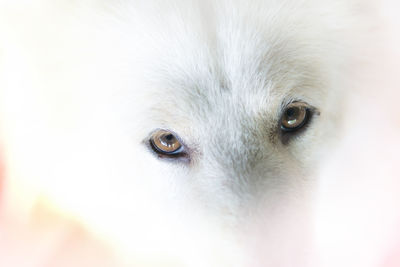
xmin=150 ymin=137 xmax=184 ymax=155
xmin=279 ymin=101 xmax=319 ymax=145
xmin=280 ymin=105 xmax=311 ymax=132
xmin=148 ymin=129 xmax=188 ymax=158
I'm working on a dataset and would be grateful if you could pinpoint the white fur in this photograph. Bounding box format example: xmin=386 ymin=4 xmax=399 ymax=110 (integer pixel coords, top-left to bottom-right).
xmin=1 ymin=1 xmax=398 ymax=267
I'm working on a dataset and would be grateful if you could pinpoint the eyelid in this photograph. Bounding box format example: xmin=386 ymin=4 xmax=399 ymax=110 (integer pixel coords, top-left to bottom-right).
xmin=281 ymin=100 xmax=319 ymax=116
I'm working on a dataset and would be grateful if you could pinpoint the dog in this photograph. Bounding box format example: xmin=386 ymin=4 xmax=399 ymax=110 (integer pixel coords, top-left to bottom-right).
xmin=1 ymin=1 xmax=399 ymax=266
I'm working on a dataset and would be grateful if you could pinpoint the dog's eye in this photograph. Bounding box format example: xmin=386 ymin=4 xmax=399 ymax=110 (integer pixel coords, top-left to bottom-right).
xmin=150 ymin=129 xmax=183 ymax=155
xmin=281 ymin=103 xmax=310 ymax=132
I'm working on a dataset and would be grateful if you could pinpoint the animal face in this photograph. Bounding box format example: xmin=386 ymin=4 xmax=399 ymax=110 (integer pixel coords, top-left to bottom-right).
xmin=0 ymin=0 xmax=362 ymax=266
xmin=120 ymin=0 xmax=348 ymax=218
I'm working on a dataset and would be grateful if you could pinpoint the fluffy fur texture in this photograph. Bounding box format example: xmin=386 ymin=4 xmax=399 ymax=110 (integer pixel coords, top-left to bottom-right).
xmin=1 ymin=1 xmax=399 ymax=267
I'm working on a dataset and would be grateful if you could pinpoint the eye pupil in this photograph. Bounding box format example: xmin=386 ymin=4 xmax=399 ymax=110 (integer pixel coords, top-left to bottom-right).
xmin=164 ymin=134 xmax=174 ymax=141
xmin=286 ymin=108 xmax=296 ymax=118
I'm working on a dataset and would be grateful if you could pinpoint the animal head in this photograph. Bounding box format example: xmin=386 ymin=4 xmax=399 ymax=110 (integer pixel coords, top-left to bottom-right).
xmin=0 ymin=0 xmax=360 ymax=265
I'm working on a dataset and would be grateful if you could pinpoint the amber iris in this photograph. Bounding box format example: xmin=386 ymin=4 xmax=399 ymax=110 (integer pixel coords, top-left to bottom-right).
xmin=150 ymin=130 xmax=182 ymax=154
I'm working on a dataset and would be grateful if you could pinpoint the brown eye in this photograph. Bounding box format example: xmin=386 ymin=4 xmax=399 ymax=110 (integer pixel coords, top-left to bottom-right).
xmin=150 ymin=129 xmax=183 ymax=155
xmin=281 ymin=103 xmax=310 ymax=132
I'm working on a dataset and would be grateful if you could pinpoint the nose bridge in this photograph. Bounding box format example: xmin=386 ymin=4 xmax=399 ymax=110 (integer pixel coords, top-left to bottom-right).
xmin=196 ymin=112 xmax=274 ymax=211
xmin=204 ymin=115 xmax=262 ymax=178
xmin=196 ymin=91 xmax=268 ymax=195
